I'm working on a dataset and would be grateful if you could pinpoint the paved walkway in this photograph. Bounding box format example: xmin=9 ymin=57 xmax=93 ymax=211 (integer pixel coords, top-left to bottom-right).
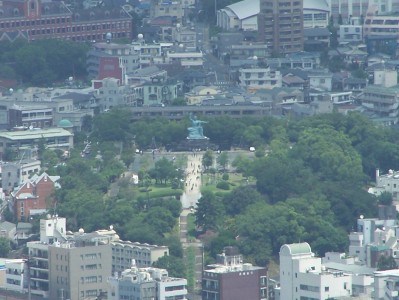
xmin=179 ymin=153 xmax=204 ymax=295
xmin=180 ymin=153 xmax=203 ymax=209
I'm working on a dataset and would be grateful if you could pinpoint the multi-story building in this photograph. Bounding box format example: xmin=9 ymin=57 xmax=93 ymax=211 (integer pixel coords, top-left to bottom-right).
xmin=308 ymin=69 xmax=333 ymax=91
xmin=364 ymin=8 xmax=399 ymax=57
xmin=303 ymin=0 xmax=329 ymax=29
xmin=339 ymin=25 xmax=363 ymax=43
xmin=239 ymin=67 xmax=282 ymax=91
xmin=258 ymin=0 xmax=304 ymax=54
xmin=278 ymin=243 xmax=353 ymax=300
xmin=108 ymin=263 xmax=187 ymax=300
xmin=327 ymin=0 xmax=398 ymax=25
xmin=11 ymin=172 xmax=60 ymax=221
xmin=0 ymin=0 xmax=133 ymax=42
xmin=165 ymin=50 xmax=204 ymax=67
xmin=374 ymin=269 xmax=399 ymax=299
xmin=8 ymin=105 xmax=53 ymax=130
xmin=93 ymin=78 xmax=136 ymax=111
xmin=48 ymin=233 xmax=112 ymax=300
xmin=111 ymin=240 xmax=169 ymax=273
xmin=0 ymin=128 xmax=73 ymax=161
xmin=202 ymin=247 xmax=269 ymax=300
xmin=374 ymin=168 xmax=399 ymax=200
xmin=360 ymin=84 xmax=399 ymax=126
xmin=1 ymin=159 xmax=41 ymax=193
xmin=5 ymin=259 xmax=26 ymax=293
xmin=27 ymin=216 xmax=67 ymax=298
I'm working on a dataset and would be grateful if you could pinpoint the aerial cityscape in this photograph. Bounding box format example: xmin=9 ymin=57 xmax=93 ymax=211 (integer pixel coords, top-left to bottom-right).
xmin=1 ymin=0 xmax=399 ymax=299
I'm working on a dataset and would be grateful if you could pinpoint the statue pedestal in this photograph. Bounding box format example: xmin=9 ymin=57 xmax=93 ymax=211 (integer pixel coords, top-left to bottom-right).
xmin=175 ymin=138 xmax=218 ymax=152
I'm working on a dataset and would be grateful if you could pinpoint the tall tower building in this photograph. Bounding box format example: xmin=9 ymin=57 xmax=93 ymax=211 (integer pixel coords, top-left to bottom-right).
xmin=258 ymin=0 xmax=304 ymax=54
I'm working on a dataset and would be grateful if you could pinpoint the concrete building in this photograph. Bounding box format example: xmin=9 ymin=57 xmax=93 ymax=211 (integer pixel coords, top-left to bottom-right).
xmin=217 ymin=0 xmax=259 ymax=31
xmin=258 ymin=0 xmax=304 ymax=54
xmin=239 ymin=67 xmax=282 ymax=91
xmin=279 ymin=243 xmax=353 ymax=300
xmin=202 ymin=247 xmax=269 ymax=300
xmin=111 ymin=240 xmax=169 ymax=273
xmin=303 ymin=0 xmax=330 ymax=29
xmin=327 ymin=0 xmax=398 ymax=25
xmin=308 ymin=70 xmax=333 ymax=91
xmin=93 ymin=78 xmax=136 ymax=111
xmin=108 ymin=263 xmax=187 ymax=300
xmin=8 ymin=105 xmax=53 ymax=130
xmin=374 ymin=168 xmax=399 ymax=200
xmin=374 ymin=269 xmax=399 ymax=299
xmin=360 ymin=85 xmax=399 ymax=125
xmin=0 ymin=128 xmax=73 ymax=160
xmin=48 ymin=233 xmax=112 ymax=300
xmin=165 ymin=50 xmax=204 ymax=67
xmin=1 ymin=159 xmax=41 ymax=193
xmin=339 ymin=25 xmax=363 ymax=43
xmin=5 ymin=259 xmax=26 ymax=293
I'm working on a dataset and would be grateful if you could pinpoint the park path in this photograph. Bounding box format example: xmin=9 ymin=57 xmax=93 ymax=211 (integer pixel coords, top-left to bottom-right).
xmin=179 ymin=153 xmax=204 ymax=298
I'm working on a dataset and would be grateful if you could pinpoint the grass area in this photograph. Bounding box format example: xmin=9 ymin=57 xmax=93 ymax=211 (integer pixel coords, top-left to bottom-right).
xmin=187 ymin=214 xmax=197 ymax=240
xmin=185 ymin=246 xmax=196 ymax=292
xmin=201 ymin=172 xmax=255 ymax=194
xmin=137 ymin=185 xmax=183 ymax=200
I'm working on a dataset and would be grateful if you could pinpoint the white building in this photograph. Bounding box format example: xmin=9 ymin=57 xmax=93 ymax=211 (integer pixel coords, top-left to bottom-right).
xmin=374 ymin=269 xmax=399 ymax=299
xmin=108 ymin=263 xmax=187 ymax=300
xmin=165 ymin=51 xmax=204 ymax=67
xmin=239 ymin=67 xmax=282 ymax=90
xmin=303 ymin=0 xmax=330 ymax=29
xmin=309 ymin=70 xmax=333 ymax=91
xmin=217 ymin=0 xmax=259 ymax=31
xmin=339 ymin=25 xmax=363 ymax=43
xmin=278 ymin=243 xmax=352 ymax=300
xmin=5 ymin=259 xmax=27 ymax=292
xmin=374 ymin=169 xmax=399 ymax=199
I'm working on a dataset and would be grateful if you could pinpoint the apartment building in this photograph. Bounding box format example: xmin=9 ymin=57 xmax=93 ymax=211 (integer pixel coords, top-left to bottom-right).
xmin=327 ymin=0 xmax=398 ymax=25
xmin=111 ymin=240 xmax=169 ymax=273
xmin=258 ymin=0 xmax=304 ymax=54
xmin=239 ymin=67 xmax=282 ymax=90
xmin=360 ymin=84 xmax=399 ymax=125
xmin=278 ymin=243 xmax=353 ymax=299
xmin=0 ymin=0 xmax=133 ymax=42
xmin=48 ymin=234 xmax=112 ymax=300
xmin=109 ymin=263 xmax=187 ymax=300
xmin=202 ymin=247 xmax=269 ymax=300
xmin=8 ymin=105 xmax=53 ymax=130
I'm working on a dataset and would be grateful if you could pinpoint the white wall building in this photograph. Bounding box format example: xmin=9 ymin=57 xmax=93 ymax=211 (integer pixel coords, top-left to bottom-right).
xmin=339 ymin=25 xmax=363 ymax=43
xmin=279 ymin=243 xmax=353 ymax=300
xmin=217 ymin=0 xmax=259 ymax=31
xmin=165 ymin=51 xmax=204 ymax=67
xmin=303 ymin=0 xmax=330 ymax=29
xmin=239 ymin=67 xmax=282 ymax=90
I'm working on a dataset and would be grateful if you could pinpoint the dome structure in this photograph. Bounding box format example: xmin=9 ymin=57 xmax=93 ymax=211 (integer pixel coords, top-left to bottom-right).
xmin=58 ymin=119 xmax=73 ymax=128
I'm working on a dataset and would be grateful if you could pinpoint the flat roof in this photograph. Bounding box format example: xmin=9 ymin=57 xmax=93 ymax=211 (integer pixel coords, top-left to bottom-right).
xmin=0 ymin=128 xmax=73 ymax=141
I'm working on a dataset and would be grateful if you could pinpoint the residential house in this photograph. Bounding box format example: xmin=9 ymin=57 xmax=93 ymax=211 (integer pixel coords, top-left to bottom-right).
xmin=11 ymin=172 xmax=60 ymax=221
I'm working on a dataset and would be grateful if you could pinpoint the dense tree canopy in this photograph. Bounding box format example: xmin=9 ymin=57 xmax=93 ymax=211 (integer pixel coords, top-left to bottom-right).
xmin=0 ymin=39 xmax=89 ymax=86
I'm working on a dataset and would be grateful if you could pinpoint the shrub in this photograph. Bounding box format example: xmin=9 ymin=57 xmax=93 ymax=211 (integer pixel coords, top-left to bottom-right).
xmin=216 ymin=181 xmax=230 ymax=190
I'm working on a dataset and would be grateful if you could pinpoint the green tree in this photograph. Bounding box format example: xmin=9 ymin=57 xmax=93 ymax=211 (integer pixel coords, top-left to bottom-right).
xmin=0 ymin=238 xmax=11 ymax=257
xmin=150 ymin=157 xmax=176 ymax=184
xmin=294 ymin=127 xmax=364 ymax=184
xmin=202 ymin=150 xmax=214 ymax=171
xmin=377 ymin=255 xmax=397 ymax=271
xmin=217 ymin=152 xmax=229 ymax=171
xmin=153 ymin=255 xmax=185 ymax=278
xmin=195 ymin=191 xmax=224 ymax=231
xmin=223 ymin=186 xmax=264 ymax=216
xmin=378 ymin=191 xmax=393 ymax=206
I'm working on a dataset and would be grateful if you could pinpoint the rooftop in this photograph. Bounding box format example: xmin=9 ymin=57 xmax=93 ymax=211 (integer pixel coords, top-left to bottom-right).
xmin=0 ymin=128 xmax=73 ymax=141
xmin=225 ymin=0 xmax=259 ymax=20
